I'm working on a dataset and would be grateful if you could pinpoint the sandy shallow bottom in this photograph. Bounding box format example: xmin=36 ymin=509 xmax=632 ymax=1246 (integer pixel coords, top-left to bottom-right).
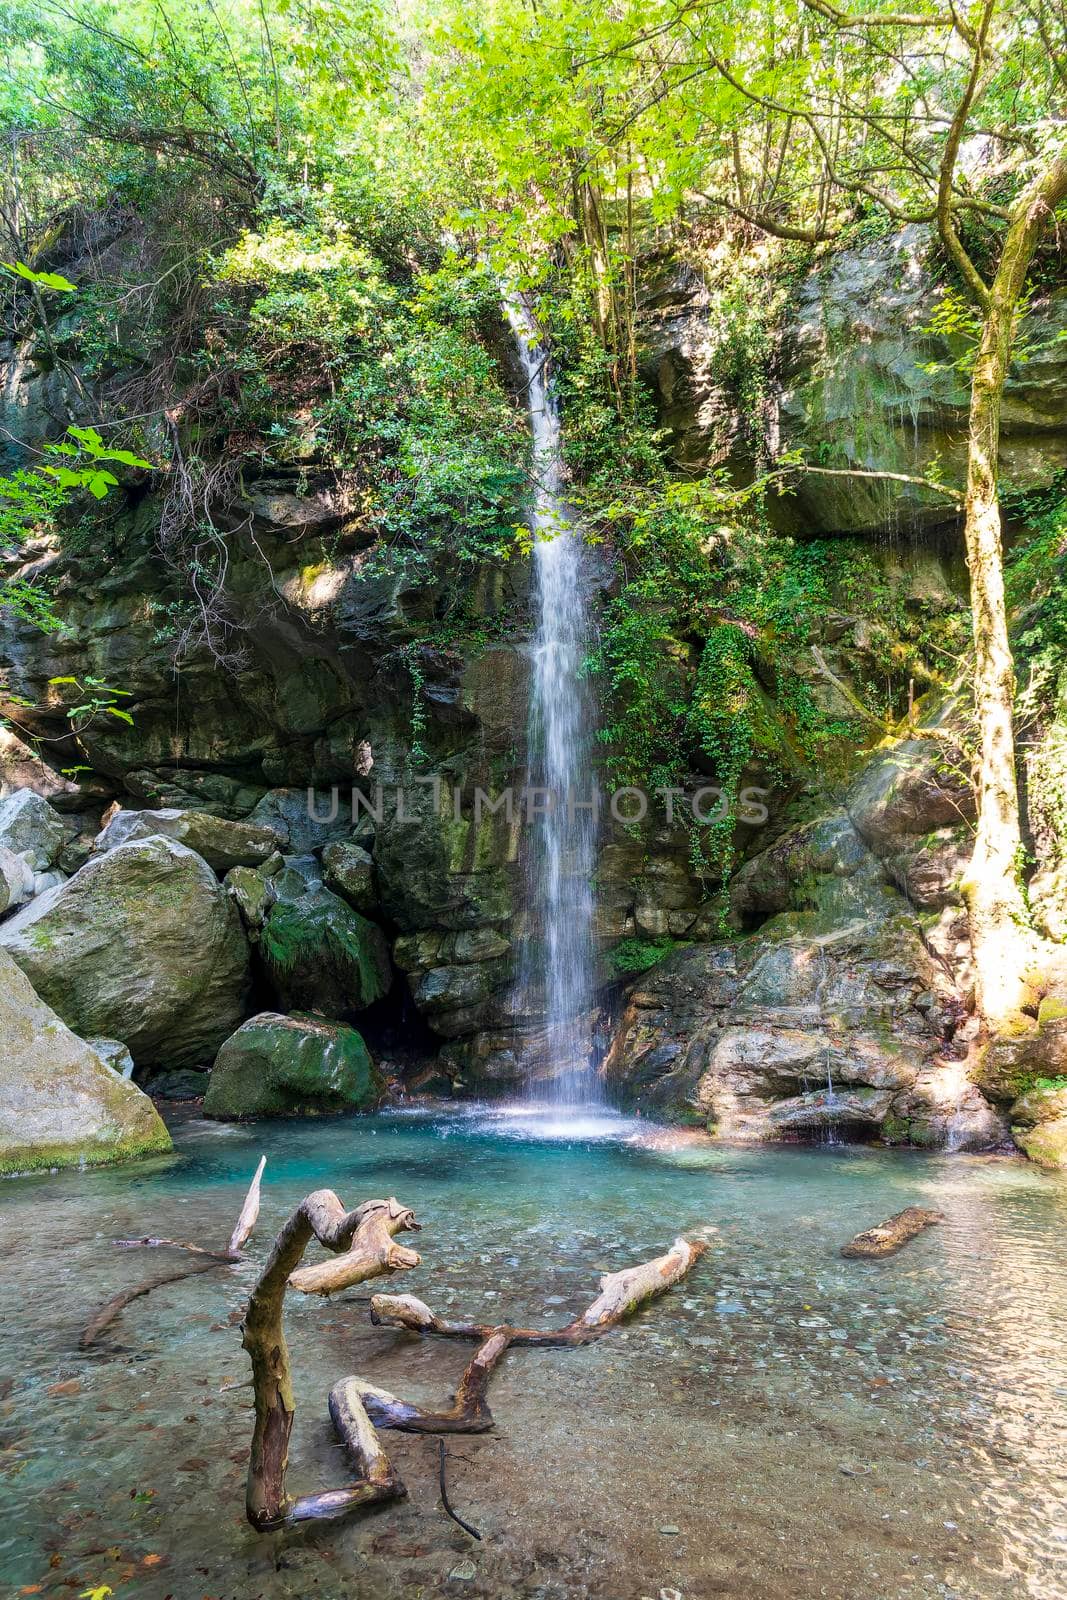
xmin=1 ymin=1106 xmax=1065 ymax=1600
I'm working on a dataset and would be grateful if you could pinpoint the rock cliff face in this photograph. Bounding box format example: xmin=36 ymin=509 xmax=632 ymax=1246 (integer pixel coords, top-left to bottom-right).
xmin=604 ymin=806 xmax=1002 ymax=1149
xmin=639 ymin=227 xmax=1067 ymax=534
xmin=2 ymin=226 xmax=1065 ymax=1160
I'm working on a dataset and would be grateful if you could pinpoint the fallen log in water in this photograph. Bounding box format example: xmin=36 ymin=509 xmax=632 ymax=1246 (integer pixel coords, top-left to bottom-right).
xmin=841 ymin=1206 xmax=942 ymax=1260
xmin=357 ymin=1235 xmax=709 ymax=1433
xmin=242 ymin=1191 xmax=421 ymax=1530
xmin=80 ymin=1155 xmax=267 ymax=1348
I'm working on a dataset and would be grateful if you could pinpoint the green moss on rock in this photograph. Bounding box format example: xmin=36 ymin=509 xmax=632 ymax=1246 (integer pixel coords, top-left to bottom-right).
xmin=203 ymin=1011 xmax=385 ymax=1119
xmin=260 ymin=888 xmax=391 ymax=1013
xmin=0 ymin=950 xmax=172 ymax=1175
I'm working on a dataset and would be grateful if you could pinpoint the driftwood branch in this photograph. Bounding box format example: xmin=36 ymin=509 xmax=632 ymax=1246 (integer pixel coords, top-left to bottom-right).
xmin=81 ymin=1156 xmax=267 ymax=1348
xmin=287 ymin=1196 xmax=421 ymax=1296
xmin=80 ymin=1256 xmax=225 ymax=1349
xmin=228 ymin=1153 xmax=266 ymax=1255
xmin=356 ymin=1236 xmax=708 ymax=1434
xmin=242 ymin=1192 xmax=420 ymax=1531
xmin=842 ymin=1207 xmax=942 ymax=1259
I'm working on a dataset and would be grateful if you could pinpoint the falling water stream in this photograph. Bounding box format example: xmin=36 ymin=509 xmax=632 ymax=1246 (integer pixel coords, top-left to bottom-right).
xmin=504 ymin=293 xmax=602 ymax=1121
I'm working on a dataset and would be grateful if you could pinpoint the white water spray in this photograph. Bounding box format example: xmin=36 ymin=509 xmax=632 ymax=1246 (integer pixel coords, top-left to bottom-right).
xmin=504 ymin=292 xmax=600 ymax=1108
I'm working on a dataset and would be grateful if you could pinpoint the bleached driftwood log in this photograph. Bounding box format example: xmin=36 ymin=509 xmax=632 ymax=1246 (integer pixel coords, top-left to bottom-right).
xmin=287 ymin=1196 xmax=421 ymax=1296
xmin=841 ymin=1206 xmax=942 ymax=1260
xmin=243 ymin=1191 xmax=420 ymax=1530
xmin=80 ymin=1155 xmax=267 ymax=1348
xmin=356 ymin=1235 xmax=708 ymax=1434
xmin=228 ymin=1154 xmax=267 ymax=1255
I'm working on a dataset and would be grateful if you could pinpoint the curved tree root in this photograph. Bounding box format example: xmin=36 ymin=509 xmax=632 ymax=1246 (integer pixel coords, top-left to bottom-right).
xmin=356 ymin=1235 xmax=709 ymax=1434
xmin=243 ymin=1192 xmax=421 ymax=1531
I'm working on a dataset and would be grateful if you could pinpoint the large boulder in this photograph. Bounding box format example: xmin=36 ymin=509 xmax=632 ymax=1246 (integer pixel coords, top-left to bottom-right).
xmin=1008 ymin=1079 xmax=1067 ymax=1168
xmin=260 ymin=885 xmax=391 ymax=1014
xmin=0 ymin=949 xmax=171 ymax=1174
xmin=0 ymin=844 xmax=34 ymax=915
xmin=95 ymin=807 xmax=282 ymax=873
xmin=0 ymin=728 xmax=83 ymax=809
xmin=0 ymin=836 xmax=250 ymax=1070
xmin=204 ymin=1012 xmax=384 ymax=1118
xmin=604 ymin=787 xmax=1000 ymax=1150
xmin=0 ymin=789 xmax=70 ymax=870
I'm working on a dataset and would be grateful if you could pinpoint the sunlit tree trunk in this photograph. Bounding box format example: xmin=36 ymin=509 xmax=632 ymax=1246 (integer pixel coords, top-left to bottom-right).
xmin=960 ymin=154 xmax=1067 ymax=1029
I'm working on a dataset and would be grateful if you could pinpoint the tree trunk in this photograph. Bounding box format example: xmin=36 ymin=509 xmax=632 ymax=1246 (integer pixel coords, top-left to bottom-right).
xmin=960 ymin=152 xmax=1067 ymax=1030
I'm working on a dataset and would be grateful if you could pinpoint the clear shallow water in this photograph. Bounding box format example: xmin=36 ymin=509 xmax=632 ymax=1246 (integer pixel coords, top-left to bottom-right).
xmin=1 ymin=1108 xmax=1065 ymax=1600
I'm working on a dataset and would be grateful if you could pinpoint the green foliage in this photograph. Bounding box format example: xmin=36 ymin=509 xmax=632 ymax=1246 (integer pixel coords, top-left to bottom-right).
xmin=560 ymin=297 xmax=959 ymax=894
xmin=1006 ymin=479 xmax=1067 ymax=726
xmin=0 ymin=429 xmax=153 ymax=631
xmin=46 ymin=675 xmax=134 ymax=732
xmin=1005 ymin=481 xmax=1067 ymax=859
xmin=609 ymin=936 xmax=676 ymax=975
xmin=214 ymin=214 xmax=529 ymax=587
xmin=1 ymin=260 xmax=76 ymax=292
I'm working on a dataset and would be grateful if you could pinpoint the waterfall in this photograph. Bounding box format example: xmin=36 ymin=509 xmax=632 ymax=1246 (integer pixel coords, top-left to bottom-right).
xmin=505 ymin=292 xmax=600 ymax=1107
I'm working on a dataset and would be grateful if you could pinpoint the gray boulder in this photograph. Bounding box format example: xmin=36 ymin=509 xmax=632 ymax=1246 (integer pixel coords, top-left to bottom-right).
xmin=204 ymin=1012 xmax=384 ymax=1119
xmin=248 ymin=788 xmax=363 ymax=854
xmin=0 ymin=949 xmax=171 ymax=1174
xmin=0 ymin=844 xmax=34 ymax=915
xmin=95 ymin=807 xmax=282 ymax=873
xmin=0 ymin=789 xmax=70 ymax=870
xmin=0 ymin=836 xmax=250 ymax=1070
xmin=322 ymin=840 xmax=378 ymax=913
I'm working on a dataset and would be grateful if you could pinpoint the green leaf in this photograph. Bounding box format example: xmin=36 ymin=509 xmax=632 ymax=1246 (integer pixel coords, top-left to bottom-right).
xmin=35 ymin=270 xmax=78 ymax=291
xmin=105 ymin=706 xmax=134 ymax=724
xmin=48 ymin=675 xmax=80 ymax=686
xmin=87 ymin=471 xmax=119 ymax=499
xmin=100 ymin=448 xmax=153 ymax=469
xmin=1 ymin=260 xmax=76 ymax=291
xmin=42 ymin=465 xmax=87 ymax=489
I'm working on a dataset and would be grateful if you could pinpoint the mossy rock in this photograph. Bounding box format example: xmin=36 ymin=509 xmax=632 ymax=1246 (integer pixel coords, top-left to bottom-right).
xmin=0 ymin=836 xmax=250 ymax=1071
xmin=1013 ymin=1116 xmax=1067 ymax=1169
xmin=0 ymin=949 xmax=171 ymax=1175
xmin=1009 ymin=1081 xmax=1067 ymax=1127
xmin=321 ymin=840 xmax=378 ymax=914
xmin=204 ymin=1012 xmax=384 ymax=1119
xmin=260 ymin=887 xmax=391 ymax=1014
